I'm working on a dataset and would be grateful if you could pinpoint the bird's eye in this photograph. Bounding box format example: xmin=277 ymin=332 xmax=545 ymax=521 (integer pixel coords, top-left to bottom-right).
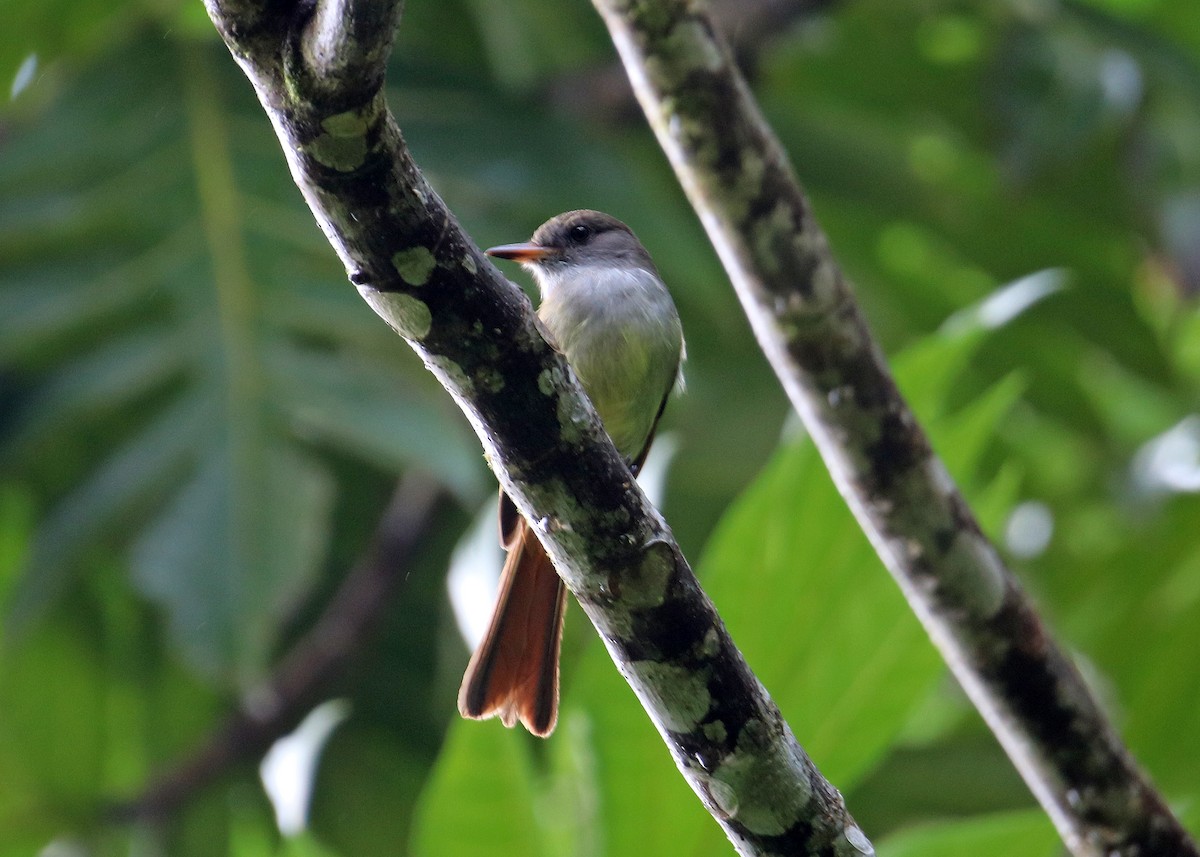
xmin=567 ymin=224 xmax=591 ymax=243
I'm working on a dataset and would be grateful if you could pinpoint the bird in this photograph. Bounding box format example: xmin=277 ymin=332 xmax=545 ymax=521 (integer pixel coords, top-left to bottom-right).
xmin=457 ymin=210 xmax=685 ymax=737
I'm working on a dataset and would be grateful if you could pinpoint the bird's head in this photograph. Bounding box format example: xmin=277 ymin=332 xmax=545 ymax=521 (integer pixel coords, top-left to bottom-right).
xmin=485 ymin=210 xmax=655 ymax=275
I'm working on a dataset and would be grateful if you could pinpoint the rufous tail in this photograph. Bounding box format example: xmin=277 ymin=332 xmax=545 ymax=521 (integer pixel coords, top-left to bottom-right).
xmin=457 ymin=519 xmax=566 ymax=737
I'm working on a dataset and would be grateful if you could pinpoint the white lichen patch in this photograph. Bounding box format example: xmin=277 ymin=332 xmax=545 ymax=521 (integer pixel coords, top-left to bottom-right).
xmin=425 ymin=353 xmax=473 ymax=396
xmin=792 ymin=219 xmax=829 ymax=260
xmin=356 ymin=286 xmax=432 ymax=340
xmin=729 ymin=152 xmax=767 ymax=222
xmin=306 ymin=108 xmax=372 ymax=172
xmin=667 ymin=113 xmax=684 ymax=144
xmin=629 ymin=660 xmax=711 ymax=733
xmin=392 ymin=246 xmax=437 ymax=286
xmin=701 ymin=719 xmax=727 ymax=744
xmin=537 ymin=365 xmax=566 ymax=396
xmin=475 ymin=366 xmax=505 ymax=395
xmin=462 ymin=253 xmax=478 ymax=275
xmin=307 ymin=134 xmax=367 ymax=172
xmin=618 ymin=540 xmax=673 ymax=610
xmin=656 ymin=18 xmax=725 ymax=87
xmin=938 ymin=531 xmax=1007 ymax=617
xmin=322 ymin=108 xmax=370 ymax=137
xmin=792 ymin=226 xmax=842 ymax=308
xmin=810 ymin=259 xmax=838 ymax=305
xmin=555 ymin=392 xmax=591 ymax=445
xmin=753 ymin=200 xmax=798 ymax=278
xmin=707 ymin=719 xmax=812 ymax=836
xmin=843 ymin=825 xmax=875 ymax=855
xmin=389 ymin=294 xmax=432 ymax=339
xmin=707 ymin=777 xmax=739 ymax=819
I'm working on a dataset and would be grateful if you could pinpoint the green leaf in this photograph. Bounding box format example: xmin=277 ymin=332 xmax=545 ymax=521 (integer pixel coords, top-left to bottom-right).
xmin=0 ymin=614 xmax=106 ymax=819
xmin=266 ymin=342 xmax=483 ymax=500
xmin=1 ymin=38 xmax=487 ymax=683
xmin=929 ymin=373 xmax=1026 ymax=496
xmin=0 ymin=231 xmax=194 ymax=366
xmin=540 ymin=711 xmax=604 ymax=857
xmin=278 ymin=832 xmax=346 ymax=857
xmin=410 ymin=721 xmax=544 ymax=857
xmin=4 ymin=0 xmax=147 ymax=110
xmin=0 ymin=487 xmax=34 ymax=610
xmin=6 ymin=393 xmax=210 ymax=636
xmin=1106 ymin=504 xmax=1200 ymax=799
xmin=700 ymin=441 xmax=943 ymax=789
xmin=310 ymin=723 xmax=433 ymax=857
xmin=1 ymin=326 xmax=186 ymax=457
xmin=877 ymin=809 xmax=1058 ymax=857
xmin=564 ymin=661 xmax=711 ymax=857
xmin=129 ymin=441 xmax=334 ymax=684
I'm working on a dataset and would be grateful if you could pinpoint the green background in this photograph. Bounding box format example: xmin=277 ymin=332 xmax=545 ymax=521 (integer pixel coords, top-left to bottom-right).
xmin=2 ymin=0 xmax=1199 ymax=854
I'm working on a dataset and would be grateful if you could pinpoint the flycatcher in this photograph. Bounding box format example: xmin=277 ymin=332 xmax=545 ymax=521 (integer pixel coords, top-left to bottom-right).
xmin=458 ymin=210 xmax=685 ymax=736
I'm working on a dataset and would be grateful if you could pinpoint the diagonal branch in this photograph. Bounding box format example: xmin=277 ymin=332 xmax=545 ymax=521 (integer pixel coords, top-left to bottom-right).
xmin=548 ymin=0 xmax=835 ymax=122
xmin=202 ymin=2 xmax=870 ymax=855
xmin=588 ymin=2 xmax=1197 ymax=856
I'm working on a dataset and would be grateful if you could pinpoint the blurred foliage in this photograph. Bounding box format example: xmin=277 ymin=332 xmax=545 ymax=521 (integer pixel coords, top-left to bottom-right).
xmin=2 ymin=0 xmax=1199 ymax=854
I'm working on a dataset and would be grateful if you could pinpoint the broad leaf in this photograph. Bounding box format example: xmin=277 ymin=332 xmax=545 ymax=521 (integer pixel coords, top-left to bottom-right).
xmin=410 ymin=721 xmax=545 ymax=857
xmin=0 ymin=41 xmax=484 ymax=683
xmin=877 ymin=809 xmax=1057 ymax=857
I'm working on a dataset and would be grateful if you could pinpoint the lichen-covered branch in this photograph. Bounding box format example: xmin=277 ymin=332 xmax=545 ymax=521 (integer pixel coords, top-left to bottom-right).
xmin=202 ymin=2 xmax=871 ymax=854
xmin=589 ymin=2 xmax=1197 ymax=856
xmin=301 ymin=0 xmax=402 ymax=98
xmin=547 ymin=0 xmax=834 ymax=122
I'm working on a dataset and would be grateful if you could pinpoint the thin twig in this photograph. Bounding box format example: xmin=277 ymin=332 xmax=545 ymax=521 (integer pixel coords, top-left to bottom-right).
xmin=588 ymin=1 xmax=1197 ymax=855
xmin=113 ymin=473 xmax=445 ymax=822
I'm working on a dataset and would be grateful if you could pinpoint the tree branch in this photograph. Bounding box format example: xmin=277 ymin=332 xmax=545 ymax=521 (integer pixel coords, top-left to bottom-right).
xmin=588 ymin=2 xmax=1197 ymax=856
xmin=301 ymin=0 xmax=403 ymax=100
xmin=201 ymin=1 xmax=872 ymax=854
xmin=547 ymin=0 xmax=835 ymax=122
xmin=112 ymin=473 xmax=446 ymax=822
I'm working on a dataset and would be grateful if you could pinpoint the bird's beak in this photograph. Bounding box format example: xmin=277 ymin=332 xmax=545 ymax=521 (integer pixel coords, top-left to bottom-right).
xmin=485 ymin=242 xmax=554 ymax=263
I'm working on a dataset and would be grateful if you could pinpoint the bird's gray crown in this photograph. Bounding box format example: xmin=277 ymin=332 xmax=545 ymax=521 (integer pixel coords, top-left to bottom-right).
xmin=531 ymin=210 xmax=656 ymax=272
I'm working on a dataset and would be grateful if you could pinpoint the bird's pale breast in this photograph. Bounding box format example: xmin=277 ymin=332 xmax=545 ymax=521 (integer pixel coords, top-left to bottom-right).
xmin=537 ymin=266 xmax=681 ymax=460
